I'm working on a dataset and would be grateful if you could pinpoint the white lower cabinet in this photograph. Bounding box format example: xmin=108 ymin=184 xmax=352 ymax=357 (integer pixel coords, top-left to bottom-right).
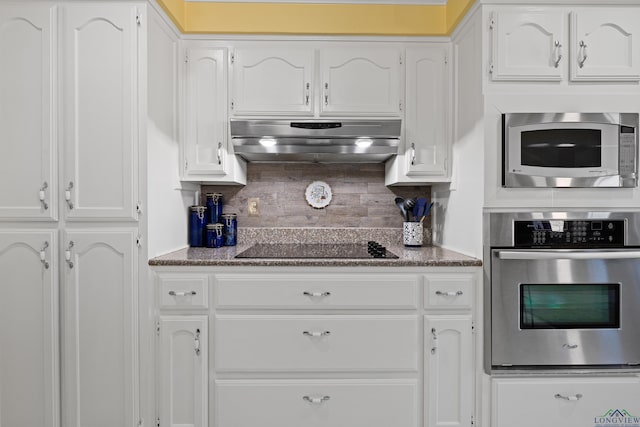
xmin=492 ymin=376 xmax=640 ymax=427
xmin=215 ymin=379 xmax=419 ymax=427
xmin=154 ymin=268 xmax=480 ymax=427
xmin=159 ymin=316 xmax=208 ymax=427
xmin=0 ymin=231 xmax=58 ymax=427
xmin=425 ymin=315 xmax=473 ymax=427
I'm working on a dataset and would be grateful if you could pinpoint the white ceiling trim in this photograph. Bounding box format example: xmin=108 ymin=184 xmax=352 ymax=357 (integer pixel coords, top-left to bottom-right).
xmin=185 ymin=0 xmax=447 ymax=4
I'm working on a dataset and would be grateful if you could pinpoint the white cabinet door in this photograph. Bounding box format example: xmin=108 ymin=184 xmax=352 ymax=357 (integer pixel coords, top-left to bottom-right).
xmin=183 ymin=47 xmax=227 ymax=176
xmin=231 ymin=47 xmax=314 ymax=116
xmin=492 ymin=377 xmax=640 ymax=427
xmin=159 ymin=316 xmax=208 ymax=427
xmin=62 ymin=5 xmax=138 ymax=221
xmin=182 ymin=47 xmax=246 ymax=184
xmin=425 ymin=315 xmax=473 ymax=427
xmin=0 ymin=4 xmax=56 ymax=220
xmin=319 ymin=47 xmax=401 ymax=116
xmin=386 ymin=46 xmax=450 ymax=185
xmin=404 ymin=46 xmax=449 ymax=177
xmin=0 ymin=231 xmax=58 ymax=427
xmin=490 ymin=9 xmax=566 ymax=81
xmin=61 ymin=230 xmax=138 ymax=427
xmin=570 ymin=8 xmax=640 ymax=81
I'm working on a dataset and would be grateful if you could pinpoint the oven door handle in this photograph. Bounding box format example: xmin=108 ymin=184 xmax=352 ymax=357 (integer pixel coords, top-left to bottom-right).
xmin=496 ymin=250 xmax=640 ymax=260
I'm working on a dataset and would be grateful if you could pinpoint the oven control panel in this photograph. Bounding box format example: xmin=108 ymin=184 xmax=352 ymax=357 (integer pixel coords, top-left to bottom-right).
xmin=514 ymin=219 xmax=625 ymax=247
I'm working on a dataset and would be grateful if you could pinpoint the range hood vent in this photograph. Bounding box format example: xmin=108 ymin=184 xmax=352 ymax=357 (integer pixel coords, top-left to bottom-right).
xmin=230 ymin=119 xmax=401 ymax=163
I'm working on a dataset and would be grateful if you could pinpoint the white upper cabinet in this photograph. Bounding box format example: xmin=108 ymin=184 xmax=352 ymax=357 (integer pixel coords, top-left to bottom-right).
xmin=570 ymin=8 xmax=640 ymax=81
xmin=386 ymin=45 xmax=450 ymax=184
xmin=0 ymin=5 xmax=56 ymax=221
xmin=490 ymin=6 xmax=640 ymax=82
xmin=230 ymin=44 xmax=401 ymax=117
xmin=490 ymin=10 xmax=566 ymax=81
xmin=62 ymin=4 xmax=139 ymax=220
xmin=181 ymin=46 xmax=246 ymax=184
xmin=231 ymin=47 xmax=314 ymax=116
xmin=319 ymin=46 xmax=401 ymax=116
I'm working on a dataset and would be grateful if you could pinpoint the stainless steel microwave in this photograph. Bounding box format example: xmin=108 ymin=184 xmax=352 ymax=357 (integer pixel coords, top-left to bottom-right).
xmin=502 ymin=113 xmax=639 ymax=188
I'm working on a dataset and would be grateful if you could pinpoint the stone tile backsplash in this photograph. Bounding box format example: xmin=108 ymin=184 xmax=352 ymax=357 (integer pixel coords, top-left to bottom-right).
xmin=200 ymin=163 xmax=431 ymax=230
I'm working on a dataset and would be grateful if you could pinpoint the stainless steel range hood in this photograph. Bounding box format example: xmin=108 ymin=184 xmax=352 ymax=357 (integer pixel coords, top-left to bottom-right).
xmin=230 ymin=119 xmax=401 ymax=163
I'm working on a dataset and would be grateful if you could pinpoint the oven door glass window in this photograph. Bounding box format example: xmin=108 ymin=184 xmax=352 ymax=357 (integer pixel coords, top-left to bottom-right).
xmin=520 ymin=284 xmax=620 ymax=329
xmin=520 ymin=129 xmax=602 ymax=168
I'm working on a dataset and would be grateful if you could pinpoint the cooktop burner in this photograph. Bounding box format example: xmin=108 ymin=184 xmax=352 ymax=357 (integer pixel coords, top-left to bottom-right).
xmin=235 ymin=241 xmax=398 ymax=259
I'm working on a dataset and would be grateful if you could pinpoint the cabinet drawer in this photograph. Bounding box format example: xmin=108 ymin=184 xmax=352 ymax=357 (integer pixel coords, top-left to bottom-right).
xmin=215 ymin=315 xmax=418 ymax=371
xmin=216 ymin=379 xmax=418 ymax=427
xmin=424 ymin=274 xmax=474 ymax=309
xmin=492 ymin=377 xmax=640 ymax=427
xmin=215 ymin=274 xmax=418 ymax=309
xmin=158 ymin=273 xmax=208 ymax=310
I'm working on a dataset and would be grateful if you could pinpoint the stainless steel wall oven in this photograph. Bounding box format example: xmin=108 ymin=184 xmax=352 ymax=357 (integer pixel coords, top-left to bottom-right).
xmin=484 ymin=211 xmax=640 ymax=373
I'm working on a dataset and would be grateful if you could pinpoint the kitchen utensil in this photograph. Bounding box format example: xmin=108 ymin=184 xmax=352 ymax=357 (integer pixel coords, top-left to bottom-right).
xmin=403 ymin=198 xmax=416 ymax=220
xmin=413 ymin=197 xmax=427 ymax=221
xmin=395 ymin=197 xmax=408 ymax=221
xmin=420 ymin=201 xmax=434 ymax=223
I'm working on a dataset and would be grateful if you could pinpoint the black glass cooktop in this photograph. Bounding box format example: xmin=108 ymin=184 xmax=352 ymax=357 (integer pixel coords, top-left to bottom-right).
xmin=235 ymin=241 xmax=398 ymax=259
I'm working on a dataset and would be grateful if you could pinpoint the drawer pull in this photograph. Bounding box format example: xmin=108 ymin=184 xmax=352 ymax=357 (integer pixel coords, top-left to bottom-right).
xmin=554 ymin=393 xmax=582 ymax=401
xmin=194 ymin=328 xmax=201 ymax=355
xmin=303 ymin=330 xmax=331 ymax=337
xmin=303 ymin=395 xmax=330 ymax=404
xmin=303 ymin=291 xmax=331 ymax=297
xmin=435 ymin=290 xmax=463 ymax=296
xmin=169 ymin=290 xmax=197 ymax=297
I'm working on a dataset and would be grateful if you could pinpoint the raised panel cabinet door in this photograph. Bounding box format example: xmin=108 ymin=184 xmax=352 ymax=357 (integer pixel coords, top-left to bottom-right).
xmin=159 ymin=316 xmax=208 ymax=427
xmin=0 ymin=4 xmax=56 ymax=220
xmin=62 ymin=4 xmax=139 ymax=221
xmin=570 ymin=8 xmax=640 ymax=81
xmin=183 ymin=47 xmax=228 ymax=177
xmin=404 ymin=46 xmax=449 ymax=177
xmin=0 ymin=231 xmax=58 ymax=427
xmin=425 ymin=315 xmax=473 ymax=427
xmin=61 ymin=230 xmax=138 ymax=427
xmin=319 ymin=47 xmax=401 ymax=116
xmin=490 ymin=9 xmax=566 ymax=81
xmin=231 ymin=47 xmax=314 ymax=115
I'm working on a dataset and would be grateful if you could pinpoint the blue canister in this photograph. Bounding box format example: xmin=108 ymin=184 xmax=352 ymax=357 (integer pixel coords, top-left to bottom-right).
xmin=206 ymin=223 xmax=225 ymax=248
xmin=189 ymin=206 xmax=207 ymax=247
xmin=221 ymin=213 xmax=237 ymax=246
xmin=206 ymin=193 xmax=223 ymax=224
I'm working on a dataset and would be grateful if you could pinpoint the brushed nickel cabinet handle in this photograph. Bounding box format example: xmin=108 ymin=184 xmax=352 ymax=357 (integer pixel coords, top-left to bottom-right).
xmin=303 ymin=395 xmax=330 ymax=404
xmin=303 ymin=330 xmax=331 ymax=337
xmin=169 ymin=290 xmax=197 ymax=297
xmin=436 ymin=290 xmax=463 ymax=296
xmin=65 ymin=182 xmax=74 ymax=209
xmin=303 ymin=291 xmax=331 ymax=297
xmin=555 ymin=393 xmax=582 ymax=401
xmin=39 ymin=182 xmax=49 ymax=210
xmin=578 ymin=40 xmax=588 ymax=68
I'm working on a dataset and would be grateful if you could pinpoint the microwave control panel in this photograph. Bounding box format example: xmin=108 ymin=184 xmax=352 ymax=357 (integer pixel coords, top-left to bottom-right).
xmin=619 ymin=125 xmax=637 ymax=175
xmin=514 ymin=219 xmax=625 ymax=247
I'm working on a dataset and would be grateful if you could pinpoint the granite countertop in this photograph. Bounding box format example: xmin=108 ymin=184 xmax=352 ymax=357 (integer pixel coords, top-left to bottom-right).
xmin=149 ymin=227 xmax=482 ymax=267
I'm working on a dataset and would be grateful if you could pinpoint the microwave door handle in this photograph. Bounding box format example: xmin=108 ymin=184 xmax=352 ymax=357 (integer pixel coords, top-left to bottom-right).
xmin=497 ymin=250 xmax=640 ymax=260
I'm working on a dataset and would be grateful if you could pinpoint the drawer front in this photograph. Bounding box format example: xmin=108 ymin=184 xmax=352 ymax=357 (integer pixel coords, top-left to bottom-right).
xmin=424 ymin=274 xmax=474 ymax=309
xmin=158 ymin=273 xmax=208 ymax=310
xmin=216 ymin=379 xmax=419 ymax=427
xmin=492 ymin=377 xmax=640 ymax=427
xmin=215 ymin=315 xmax=418 ymax=371
xmin=215 ymin=274 xmax=418 ymax=309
